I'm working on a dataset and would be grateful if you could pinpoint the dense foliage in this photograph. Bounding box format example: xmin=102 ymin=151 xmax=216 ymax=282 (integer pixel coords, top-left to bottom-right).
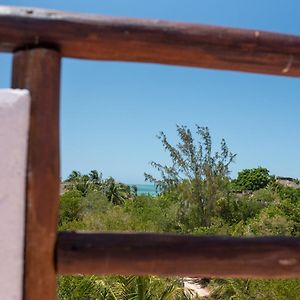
xmin=58 ymin=125 xmax=300 ymax=299
xmin=231 ymin=167 xmax=274 ymax=192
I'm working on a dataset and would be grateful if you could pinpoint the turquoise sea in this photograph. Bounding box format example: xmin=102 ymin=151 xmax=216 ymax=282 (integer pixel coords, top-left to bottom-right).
xmin=132 ymin=184 xmax=157 ymax=196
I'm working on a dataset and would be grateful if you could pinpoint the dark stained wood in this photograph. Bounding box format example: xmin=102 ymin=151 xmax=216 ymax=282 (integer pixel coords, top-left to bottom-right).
xmin=1 ymin=6 xmax=300 ymax=76
xmin=12 ymin=48 xmax=61 ymax=300
xmin=57 ymin=232 xmax=300 ymax=278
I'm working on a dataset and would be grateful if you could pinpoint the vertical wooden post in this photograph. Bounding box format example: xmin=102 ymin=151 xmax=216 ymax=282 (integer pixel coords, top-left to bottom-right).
xmin=12 ymin=48 xmax=61 ymax=300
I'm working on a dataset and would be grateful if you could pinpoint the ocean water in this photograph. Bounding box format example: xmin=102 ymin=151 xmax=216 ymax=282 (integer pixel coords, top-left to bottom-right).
xmin=133 ymin=184 xmax=157 ymax=196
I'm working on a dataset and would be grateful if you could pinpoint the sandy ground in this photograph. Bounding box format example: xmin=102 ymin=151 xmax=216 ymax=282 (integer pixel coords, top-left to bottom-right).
xmin=183 ymin=277 xmax=210 ymax=298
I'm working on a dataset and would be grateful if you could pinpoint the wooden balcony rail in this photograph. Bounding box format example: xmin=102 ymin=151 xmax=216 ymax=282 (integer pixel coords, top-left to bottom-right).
xmin=1 ymin=6 xmax=300 ymax=76
xmin=57 ymin=232 xmax=300 ymax=278
xmin=3 ymin=5 xmax=300 ymax=299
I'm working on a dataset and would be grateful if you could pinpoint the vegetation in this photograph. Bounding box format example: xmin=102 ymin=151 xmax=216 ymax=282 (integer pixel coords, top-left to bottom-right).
xmin=58 ymin=125 xmax=300 ymax=299
xmin=145 ymin=125 xmax=236 ymax=227
xmin=231 ymin=167 xmax=274 ymax=192
xmin=58 ymin=275 xmax=190 ymax=300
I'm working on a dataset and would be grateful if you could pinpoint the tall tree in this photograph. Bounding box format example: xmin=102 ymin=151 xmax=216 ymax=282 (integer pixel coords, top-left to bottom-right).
xmin=145 ymin=125 xmax=236 ymax=226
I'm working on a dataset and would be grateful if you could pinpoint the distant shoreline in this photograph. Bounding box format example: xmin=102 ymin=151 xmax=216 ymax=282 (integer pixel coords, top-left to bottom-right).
xmin=130 ymin=184 xmax=157 ymax=196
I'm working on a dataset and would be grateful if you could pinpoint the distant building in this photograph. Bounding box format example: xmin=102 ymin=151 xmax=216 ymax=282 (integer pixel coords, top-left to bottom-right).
xmin=276 ymin=177 xmax=300 ymax=189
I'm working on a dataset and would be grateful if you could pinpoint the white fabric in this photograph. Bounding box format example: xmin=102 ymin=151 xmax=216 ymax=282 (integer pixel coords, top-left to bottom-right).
xmin=0 ymin=89 xmax=30 ymax=300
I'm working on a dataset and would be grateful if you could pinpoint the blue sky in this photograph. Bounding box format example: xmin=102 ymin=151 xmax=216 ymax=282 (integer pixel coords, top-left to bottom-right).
xmin=1 ymin=1 xmax=299 ymax=183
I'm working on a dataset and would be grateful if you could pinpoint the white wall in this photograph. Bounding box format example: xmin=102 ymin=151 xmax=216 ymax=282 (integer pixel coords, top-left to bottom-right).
xmin=0 ymin=89 xmax=30 ymax=300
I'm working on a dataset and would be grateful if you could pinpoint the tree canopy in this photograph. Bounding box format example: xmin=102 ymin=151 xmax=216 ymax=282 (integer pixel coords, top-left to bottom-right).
xmin=232 ymin=167 xmax=273 ymax=192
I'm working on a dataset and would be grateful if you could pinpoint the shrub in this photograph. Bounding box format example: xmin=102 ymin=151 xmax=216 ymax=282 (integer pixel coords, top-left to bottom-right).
xmin=59 ymin=190 xmax=83 ymax=225
xmin=245 ymin=207 xmax=294 ymax=236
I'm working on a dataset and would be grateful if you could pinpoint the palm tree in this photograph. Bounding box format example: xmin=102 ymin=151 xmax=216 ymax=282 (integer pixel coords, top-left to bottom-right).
xmin=89 ymin=170 xmax=102 ymax=185
xmin=64 ymin=170 xmax=103 ymax=196
xmin=66 ymin=170 xmax=81 ymax=182
xmin=103 ymin=178 xmax=132 ymax=205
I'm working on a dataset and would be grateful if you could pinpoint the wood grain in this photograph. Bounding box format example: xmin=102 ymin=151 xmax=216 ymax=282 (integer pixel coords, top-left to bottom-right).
xmin=1 ymin=6 xmax=300 ymax=76
xmin=57 ymin=232 xmax=300 ymax=278
xmin=12 ymin=48 xmax=61 ymax=300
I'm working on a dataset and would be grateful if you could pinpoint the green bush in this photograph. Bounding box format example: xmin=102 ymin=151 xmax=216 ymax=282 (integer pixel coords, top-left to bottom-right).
xmin=59 ymin=190 xmax=84 ymax=226
xmin=278 ymin=199 xmax=300 ymax=235
xmin=245 ymin=207 xmax=294 ymax=236
xmin=216 ymin=188 xmax=277 ymax=226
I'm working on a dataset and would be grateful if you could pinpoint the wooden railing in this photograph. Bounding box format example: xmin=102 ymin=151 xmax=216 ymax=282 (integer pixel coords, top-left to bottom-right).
xmin=2 ymin=6 xmax=300 ymax=76
xmin=1 ymin=5 xmax=300 ymax=300
xmin=57 ymin=233 xmax=300 ymax=278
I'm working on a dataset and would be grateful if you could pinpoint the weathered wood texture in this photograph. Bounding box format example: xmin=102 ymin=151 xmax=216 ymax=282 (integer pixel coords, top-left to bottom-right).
xmin=57 ymin=232 xmax=300 ymax=278
xmin=12 ymin=48 xmax=61 ymax=300
xmin=1 ymin=6 xmax=300 ymax=76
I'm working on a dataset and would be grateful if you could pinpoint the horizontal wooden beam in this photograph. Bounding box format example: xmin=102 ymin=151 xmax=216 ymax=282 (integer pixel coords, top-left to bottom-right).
xmin=57 ymin=232 xmax=300 ymax=278
xmin=1 ymin=6 xmax=300 ymax=77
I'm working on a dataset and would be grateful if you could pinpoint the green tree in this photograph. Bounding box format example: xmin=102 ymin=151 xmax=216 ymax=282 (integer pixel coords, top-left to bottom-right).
xmin=232 ymin=167 xmax=273 ymax=192
xmin=66 ymin=170 xmax=81 ymax=181
xmin=103 ymin=177 xmax=133 ymax=205
xmin=64 ymin=170 xmax=103 ymax=196
xmin=89 ymin=169 xmax=103 ymax=185
xmin=145 ymin=125 xmax=236 ymax=226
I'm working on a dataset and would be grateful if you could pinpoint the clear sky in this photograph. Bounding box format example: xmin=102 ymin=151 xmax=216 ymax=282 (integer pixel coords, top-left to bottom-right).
xmin=1 ymin=0 xmax=299 ymax=183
